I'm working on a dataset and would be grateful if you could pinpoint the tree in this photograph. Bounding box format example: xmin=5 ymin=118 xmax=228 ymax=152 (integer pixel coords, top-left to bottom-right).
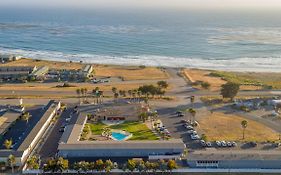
xmin=128 ymin=90 xmax=132 ymax=99
xmin=3 ymin=139 xmax=12 ymax=149
xmin=104 ymin=159 xmax=114 ymax=172
xmin=94 ymin=159 xmax=105 ymax=172
xmin=56 ymin=157 xmax=69 ymax=172
xmin=136 ymin=160 xmax=146 ymax=173
xmin=7 ymin=154 xmax=16 ymax=173
xmin=158 ymin=160 xmax=167 ymax=172
xmin=139 ymin=112 xmax=148 ymax=122
xmin=83 ymin=88 xmax=88 ymax=101
xmin=201 ymin=82 xmax=211 ymax=89
xmin=43 ymin=157 xmax=68 ymax=173
xmin=112 ymin=87 xmax=117 ymax=94
xmin=167 ymin=160 xmax=177 ymax=172
xmin=26 ymin=156 xmax=40 ymax=170
xmin=76 ymin=88 xmax=81 ymax=103
xmin=76 ymin=88 xmax=81 ymax=97
xmin=190 ymin=96 xmax=195 ymax=104
xmin=201 ymin=134 xmax=207 ymax=141
xmin=220 ymin=82 xmax=240 ymax=101
xmin=241 ymin=120 xmax=248 ymax=139
xmin=22 ymin=112 xmax=31 ymax=124
xmin=188 ymin=108 xmax=196 ymax=122
xmin=157 ymin=80 xmax=169 ymax=89
xmin=114 ymin=93 xmax=119 ymax=102
xmin=145 ymin=161 xmax=152 ymax=172
xmin=126 ymin=159 xmax=136 ymax=172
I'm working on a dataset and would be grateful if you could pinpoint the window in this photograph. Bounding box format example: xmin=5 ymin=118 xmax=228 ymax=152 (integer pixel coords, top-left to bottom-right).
xmin=196 ymin=160 xmax=219 ymax=167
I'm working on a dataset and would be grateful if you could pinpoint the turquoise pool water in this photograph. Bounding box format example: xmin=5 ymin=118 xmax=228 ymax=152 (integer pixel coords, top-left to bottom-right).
xmin=111 ymin=132 xmax=127 ymax=141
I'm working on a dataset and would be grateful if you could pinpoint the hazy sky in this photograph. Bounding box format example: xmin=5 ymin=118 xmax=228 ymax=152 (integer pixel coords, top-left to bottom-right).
xmin=1 ymin=0 xmax=281 ymax=9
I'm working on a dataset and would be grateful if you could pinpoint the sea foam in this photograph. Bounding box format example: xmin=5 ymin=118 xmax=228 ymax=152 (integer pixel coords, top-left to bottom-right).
xmin=1 ymin=47 xmax=281 ymax=72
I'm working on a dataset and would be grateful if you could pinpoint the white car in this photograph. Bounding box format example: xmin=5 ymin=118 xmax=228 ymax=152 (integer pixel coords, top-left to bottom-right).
xmin=191 ymin=134 xmax=200 ymax=140
xmin=187 ymin=130 xmax=197 ymax=135
xmin=184 ymin=125 xmax=194 ymax=130
xmin=216 ymin=141 xmax=221 ymax=147
xmin=221 ymin=141 xmax=227 ymax=147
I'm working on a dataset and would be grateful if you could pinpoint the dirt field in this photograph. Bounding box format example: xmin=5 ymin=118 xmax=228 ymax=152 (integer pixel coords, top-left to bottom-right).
xmin=183 ymin=69 xmax=262 ymax=91
xmin=0 ymin=58 xmax=83 ymax=70
xmin=198 ymin=112 xmax=279 ymax=142
xmin=94 ymin=65 xmax=169 ymax=81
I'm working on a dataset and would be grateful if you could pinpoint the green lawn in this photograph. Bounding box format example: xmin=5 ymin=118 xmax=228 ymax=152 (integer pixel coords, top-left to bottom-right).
xmin=87 ymin=122 xmax=107 ymax=135
xmin=87 ymin=121 xmax=158 ymax=140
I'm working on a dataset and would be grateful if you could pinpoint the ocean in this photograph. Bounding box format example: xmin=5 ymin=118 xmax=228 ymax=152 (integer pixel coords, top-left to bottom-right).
xmin=1 ymin=8 xmax=281 ymax=72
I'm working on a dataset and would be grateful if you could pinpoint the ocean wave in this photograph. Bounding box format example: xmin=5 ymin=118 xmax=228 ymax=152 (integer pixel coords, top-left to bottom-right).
xmin=207 ymin=27 xmax=281 ymax=45
xmin=1 ymin=48 xmax=281 ymax=72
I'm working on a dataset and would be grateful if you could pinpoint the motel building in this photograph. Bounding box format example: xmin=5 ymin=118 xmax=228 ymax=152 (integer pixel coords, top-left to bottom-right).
xmin=186 ymin=149 xmax=281 ymax=169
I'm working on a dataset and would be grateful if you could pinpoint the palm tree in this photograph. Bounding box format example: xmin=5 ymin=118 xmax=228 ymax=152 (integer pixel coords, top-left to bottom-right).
xmin=76 ymin=89 xmax=81 ymax=103
xmin=188 ymin=108 xmax=196 ymax=122
xmin=112 ymin=87 xmax=117 ymax=94
xmin=22 ymin=112 xmax=31 ymax=124
xmin=241 ymin=120 xmax=248 ymax=139
xmin=137 ymin=91 xmax=141 ymax=103
xmin=84 ymin=88 xmax=88 ymax=101
xmin=104 ymin=159 xmax=114 ymax=173
xmin=7 ymin=154 xmax=16 ymax=173
xmin=26 ymin=155 xmax=39 ymax=170
xmin=128 ymin=90 xmax=132 ymax=100
xmin=114 ymin=93 xmax=119 ymax=103
xmin=3 ymin=139 xmax=12 ymax=149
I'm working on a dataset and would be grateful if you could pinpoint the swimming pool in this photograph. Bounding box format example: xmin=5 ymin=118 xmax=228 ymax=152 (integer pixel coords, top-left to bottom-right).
xmin=111 ymin=132 xmax=128 ymax=141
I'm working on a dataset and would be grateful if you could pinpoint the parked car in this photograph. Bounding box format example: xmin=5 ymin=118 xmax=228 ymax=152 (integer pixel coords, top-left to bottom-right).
xmin=232 ymin=141 xmax=237 ymax=147
xmin=181 ymin=119 xmax=188 ymax=123
xmin=221 ymin=141 xmax=227 ymax=147
xmin=191 ymin=121 xmax=199 ymax=127
xmin=191 ymin=134 xmax=200 ymax=140
xmin=273 ymin=143 xmax=281 ymax=147
xmin=227 ymin=141 xmax=232 ymax=147
xmin=178 ymin=114 xmax=185 ymax=117
xmin=184 ymin=125 xmax=194 ymax=130
xmin=200 ymin=140 xmax=206 ymax=147
xmin=248 ymin=141 xmax=257 ymax=147
xmin=59 ymin=127 xmax=65 ymax=132
xmin=206 ymin=142 xmax=212 ymax=147
xmin=216 ymin=141 xmax=221 ymax=147
xmin=187 ymin=130 xmax=196 ymax=134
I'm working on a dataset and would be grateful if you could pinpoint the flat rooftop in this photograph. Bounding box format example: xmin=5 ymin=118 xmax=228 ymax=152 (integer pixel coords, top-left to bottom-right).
xmin=59 ymin=106 xmax=185 ymax=151
xmin=18 ymin=100 xmax=58 ymax=151
xmin=188 ymin=149 xmax=281 ymax=161
xmin=0 ymin=111 xmax=20 ymax=135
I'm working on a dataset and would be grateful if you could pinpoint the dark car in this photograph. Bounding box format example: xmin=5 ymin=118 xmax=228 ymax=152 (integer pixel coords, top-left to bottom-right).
xmin=248 ymin=141 xmax=257 ymax=147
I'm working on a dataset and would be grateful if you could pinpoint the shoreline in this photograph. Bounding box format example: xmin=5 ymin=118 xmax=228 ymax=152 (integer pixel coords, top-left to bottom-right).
xmin=8 ymin=57 xmax=281 ymax=74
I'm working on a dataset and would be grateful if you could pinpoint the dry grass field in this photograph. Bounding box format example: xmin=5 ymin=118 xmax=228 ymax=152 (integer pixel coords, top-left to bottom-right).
xmin=94 ymin=65 xmax=169 ymax=81
xmin=183 ymin=69 xmax=262 ymax=91
xmin=0 ymin=82 xmax=151 ymax=92
xmin=198 ymin=112 xmax=279 ymax=142
xmin=0 ymin=58 xmax=83 ymax=70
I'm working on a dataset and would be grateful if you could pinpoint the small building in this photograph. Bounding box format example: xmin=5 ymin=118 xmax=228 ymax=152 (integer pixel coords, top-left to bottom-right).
xmin=79 ymin=65 xmax=93 ymax=79
xmin=186 ymin=149 xmax=281 ymax=169
xmin=30 ymin=66 xmax=49 ymax=80
xmin=0 ymin=66 xmax=37 ymax=81
xmin=0 ymin=54 xmax=22 ymax=63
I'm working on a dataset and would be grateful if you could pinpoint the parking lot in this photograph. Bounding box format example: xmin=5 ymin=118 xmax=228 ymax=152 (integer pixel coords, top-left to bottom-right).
xmin=38 ymin=104 xmax=75 ymax=163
